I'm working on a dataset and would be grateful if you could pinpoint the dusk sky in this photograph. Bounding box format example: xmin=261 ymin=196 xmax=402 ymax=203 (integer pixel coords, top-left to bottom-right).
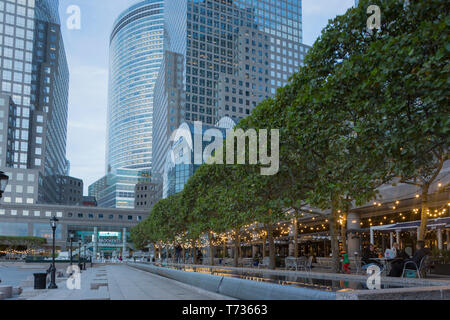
xmin=58 ymin=0 xmax=354 ymax=193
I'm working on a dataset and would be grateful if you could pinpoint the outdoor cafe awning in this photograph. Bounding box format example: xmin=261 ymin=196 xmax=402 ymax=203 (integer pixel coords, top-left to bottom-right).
xmin=371 ymin=217 xmax=450 ymax=233
xmin=369 ymin=217 xmax=450 ymax=245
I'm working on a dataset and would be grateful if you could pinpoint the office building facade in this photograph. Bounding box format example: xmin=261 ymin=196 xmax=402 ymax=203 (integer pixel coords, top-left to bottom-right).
xmin=55 ymin=175 xmax=82 ymax=205
xmin=88 ymin=168 xmax=151 ymax=209
xmin=0 ymin=0 xmax=71 ymax=205
xmin=134 ymin=180 xmax=158 ymax=209
xmin=152 ymin=0 xmax=309 ymax=199
xmin=163 ymin=0 xmax=308 ymax=124
xmin=152 ymin=50 xmax=185 ymax=193
xmin=163 ymin=118 xmax=235 ymax=198
xmin=0 ymin=201 xmax=149 ymax=259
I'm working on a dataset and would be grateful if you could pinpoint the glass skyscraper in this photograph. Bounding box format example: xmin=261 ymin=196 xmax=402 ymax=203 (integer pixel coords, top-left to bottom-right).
xmin=0 ymin=0 xmax=70 ymax=204
xmin=106 ymin=0 xmax=164 ymax=172
xmin=151 ymin=0 xmax=309 ymax=199
xmin=91 ymin=0 xmax=165 ymax=208
xmin=163 ymin=0 xmax=307 ymax=125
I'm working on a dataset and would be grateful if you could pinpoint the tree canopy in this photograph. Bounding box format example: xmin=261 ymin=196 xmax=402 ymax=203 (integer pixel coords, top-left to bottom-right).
xmin=131 ymin=0 xmax=449 ymax=271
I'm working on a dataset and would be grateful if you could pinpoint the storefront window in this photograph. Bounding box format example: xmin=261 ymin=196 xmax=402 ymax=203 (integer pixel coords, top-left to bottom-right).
xmin=33 ymin=223 xmax=62 ymax=239
xmin=0 ymin=222 xmax=28 ymax=236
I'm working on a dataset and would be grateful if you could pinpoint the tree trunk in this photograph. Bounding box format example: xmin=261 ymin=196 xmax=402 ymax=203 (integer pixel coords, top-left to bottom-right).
xmin=341 ymin=212 xmax=348 ymax=253
xmin=182 ymin=247 xmax=186 ymax=264
xmin=262 ymin=235 xmax=267 ymax=258
xmin=267 ymin=223 xmax=276 ymax=270
xmin=208 ymin=231 xmax=214 ymax=266
xmin=223 ymin=240 xmax=226 ymax=259
xmin=238 ymin=235 xmax=242 ymax=259
xmin=330 ymin=196 xmax=341 ymax=273
xmin=192 ymin=240 xmax=198 ymax=265
xmin=172 ymin=242 xmax=176 ymax=263
xmin=158 ymin=242 xmax=162 ymax=260
xmin=418 ymin=183 xmax=430 ymax=241
xmin=233 ymin=232 xmax=239 ymax=267
xmin=294 ymin=215 xmax=299 ymax=258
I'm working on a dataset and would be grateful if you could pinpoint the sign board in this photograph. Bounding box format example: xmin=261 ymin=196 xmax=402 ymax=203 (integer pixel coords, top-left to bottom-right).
xmin=99 ymin=231 xmax=119 ymax=237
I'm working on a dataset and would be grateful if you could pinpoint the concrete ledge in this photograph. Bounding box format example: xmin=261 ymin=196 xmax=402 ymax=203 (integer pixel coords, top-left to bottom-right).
xmin=158 ymin=262 xmax=450 ymax=288
xmin=12 ymin=287 xmax=22 ymax=295
xmin=0 ymin=285 xmax=12 ymax=299
xmin=336 ymin=285 xmax=450 ymax=300
xmin=129 ymin=263 xmax=336 ymax=300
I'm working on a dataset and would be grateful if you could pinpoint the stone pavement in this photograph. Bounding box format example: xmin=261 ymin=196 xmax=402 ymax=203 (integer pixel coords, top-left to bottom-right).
xmin=18 ymin=264 xmax=232 ymax=300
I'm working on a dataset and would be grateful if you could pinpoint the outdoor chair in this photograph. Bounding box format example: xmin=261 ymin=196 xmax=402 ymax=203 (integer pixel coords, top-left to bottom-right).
xmin=401 ymin=255 xmax=431 ymax=279
xmin=295 ymin=256 xmax=307 ymax=270
xmin=298 ymin=256 xmax=313 ymax=272
xmin=354 ymin=256 xmax=366 ymax=274
xmin=285 ymin=257 xmax=297 ymax=271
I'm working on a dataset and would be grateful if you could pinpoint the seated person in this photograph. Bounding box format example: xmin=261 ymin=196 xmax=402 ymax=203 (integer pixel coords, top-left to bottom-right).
xmin=388 ymin=242 xmax=409 ymax=262
xmin=361 ymin=244 xmax=383 ymax=269
xmin=388 ymin=241 xmax=430 ymax=277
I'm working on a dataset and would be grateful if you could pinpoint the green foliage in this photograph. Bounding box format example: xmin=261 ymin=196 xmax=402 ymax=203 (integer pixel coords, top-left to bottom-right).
xmin=0 ymin=236 xmax=47 ymax=248
xmin=131 ymin=0 xmax=448 ymax=271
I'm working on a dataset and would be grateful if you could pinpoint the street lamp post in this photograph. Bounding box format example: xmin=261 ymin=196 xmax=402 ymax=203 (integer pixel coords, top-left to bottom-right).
xmin=83 ymin=243 xmax=86 ymax=270
xmin=48 ymin=216 xmax=59 ymax=289
xmin=69 ymin=232 xmax=74 ymax=266
xmin=0 ymin=171 xmax=9 ymax=199
xmin=78 ymin=239 xmax=82 ymax=271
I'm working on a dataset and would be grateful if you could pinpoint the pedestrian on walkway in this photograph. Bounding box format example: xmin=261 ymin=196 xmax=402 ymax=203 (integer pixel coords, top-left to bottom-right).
xmin=341 ymin=251 xmax=350 ymax=273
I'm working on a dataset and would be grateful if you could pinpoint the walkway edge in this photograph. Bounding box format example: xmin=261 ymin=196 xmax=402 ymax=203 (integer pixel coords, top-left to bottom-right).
xmin=127 ymin=263 xmax=336 ymax=300
xmin=126 ymin=264 xmax=236 ymax=300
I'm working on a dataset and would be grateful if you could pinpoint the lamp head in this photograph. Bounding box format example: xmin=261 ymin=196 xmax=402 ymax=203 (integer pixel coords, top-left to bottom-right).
xmin=50 ymin=216 xmax=59 ymax=229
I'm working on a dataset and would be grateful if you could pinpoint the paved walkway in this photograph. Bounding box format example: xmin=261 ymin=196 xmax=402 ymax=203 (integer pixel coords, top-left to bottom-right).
xmin=19 ymin=264 xmax=232 ymax=300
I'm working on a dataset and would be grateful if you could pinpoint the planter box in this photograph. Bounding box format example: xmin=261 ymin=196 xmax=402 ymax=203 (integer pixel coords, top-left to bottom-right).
xmin=433 ymin=264 xmax=450 ymax=276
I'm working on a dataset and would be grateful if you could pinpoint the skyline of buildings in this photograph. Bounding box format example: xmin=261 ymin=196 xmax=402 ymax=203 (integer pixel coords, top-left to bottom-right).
xmin=0 ymin=1 xmax=351 ymax=211
xmin=0 ymin=0 xmax=448 ymax=276
xmin=153 ymin=0 xmax=310 ymax=200
xmin=0 ymin=0 xmax=150 ymax=258
xmin=89 ymin=0 xmax=311 ymax=208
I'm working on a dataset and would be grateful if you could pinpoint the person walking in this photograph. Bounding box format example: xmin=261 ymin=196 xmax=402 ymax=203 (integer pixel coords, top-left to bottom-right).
xmin=341 ymin=251 xmax=351 ymax=273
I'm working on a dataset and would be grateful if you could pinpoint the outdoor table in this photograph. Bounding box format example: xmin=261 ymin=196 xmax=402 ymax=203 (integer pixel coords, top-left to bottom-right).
xmin=372 ymin=258 xmax=392 ymax=275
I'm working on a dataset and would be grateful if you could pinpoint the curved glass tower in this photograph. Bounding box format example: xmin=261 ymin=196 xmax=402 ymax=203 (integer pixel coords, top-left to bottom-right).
xmin=107 ymin=0 xmax=164 ymax=173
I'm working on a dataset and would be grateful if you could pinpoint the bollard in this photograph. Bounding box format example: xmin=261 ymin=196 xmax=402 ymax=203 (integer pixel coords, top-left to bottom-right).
xmin=0 ymin=285 xmax=13 ymax=298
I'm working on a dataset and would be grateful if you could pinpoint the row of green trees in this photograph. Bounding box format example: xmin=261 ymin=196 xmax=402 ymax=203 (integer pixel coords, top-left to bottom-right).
xmin=131 ymin=0 xmax=449 ymax=272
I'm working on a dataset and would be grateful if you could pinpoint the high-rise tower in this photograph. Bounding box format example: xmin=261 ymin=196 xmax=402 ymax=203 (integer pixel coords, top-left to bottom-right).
xmin=90 ymin=0 xmax=165 ymax=208
xmin=0 ymin=0 xmax=70 ymax=204
xmin=152 ymin=0 xmax=310 ymax=198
